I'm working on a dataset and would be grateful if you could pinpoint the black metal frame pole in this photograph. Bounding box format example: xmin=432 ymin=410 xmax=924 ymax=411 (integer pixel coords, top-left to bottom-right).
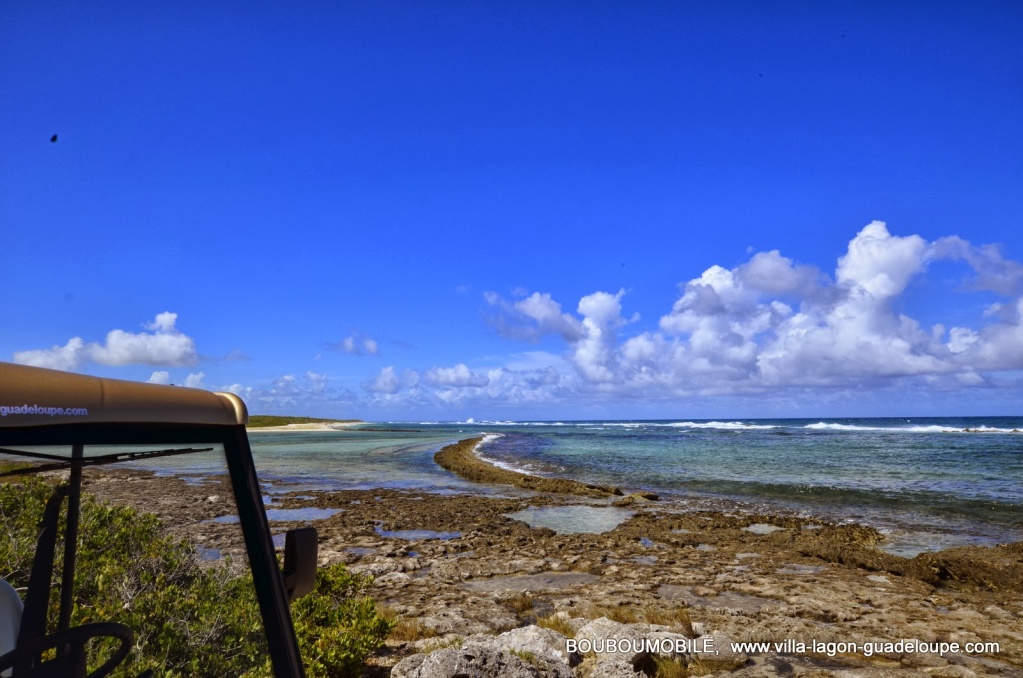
xmin=58 ymin=443 xmax=84 ymax=634
xmin=222 ymin=426 xmax=306 ymax=678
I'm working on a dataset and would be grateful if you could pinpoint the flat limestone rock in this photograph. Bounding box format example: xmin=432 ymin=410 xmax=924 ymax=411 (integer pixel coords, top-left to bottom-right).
xmin=391 ymin=628 xmax=575 ymax=678
xmin=657 ymin=584 xmax=778 ymax=613
xmin=461 ymin=572 xmax=599 ymax=592
xmin=496 ymin=625 xmax=581 ymax=668
xmin=390 ymin=644 xmax=542 ymax=678
xmin=574 ymin=617 xmax=648 ymax=663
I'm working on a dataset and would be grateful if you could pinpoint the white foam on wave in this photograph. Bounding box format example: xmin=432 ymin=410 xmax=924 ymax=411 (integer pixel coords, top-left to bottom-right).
xmin=804 ymin=422 xmax=1020 ymax=434
xmin=472 ymin=432 xmax=540 ymax=476
xmin=580 ymin=421 xmax=776 ymax=430
xmin=665 ymin=421 xmax=778 ymax=430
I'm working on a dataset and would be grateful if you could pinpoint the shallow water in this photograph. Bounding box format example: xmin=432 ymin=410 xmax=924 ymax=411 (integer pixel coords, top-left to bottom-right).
xmin=504 ymin=505 xmax=634 ymax=534
xmin=745 ymin=523 xmax=785 ymax=535
xmin=207 ymin=507 xmax=342 ymax=523
xmin=373 ymin=525 xmax=461 ymax=540
xmin=103 ymin=417 xmax=1023 ymax=555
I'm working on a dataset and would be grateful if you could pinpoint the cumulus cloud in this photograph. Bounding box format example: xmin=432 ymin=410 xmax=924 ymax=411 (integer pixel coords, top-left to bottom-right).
xmin=248 ymin=222 xmax=1023 ymax=416
xmin=306 ymin=371 xmax=328 ymax=394
xmin=836 ymin=221 xmax=929 ymax=299
xmin=12 ymin=313 xmax=199 ymax=371
xmin=930 ymin=236 xmax=1023 ymax=295
xmin=330 ymin=331 xmax=380 ymax=356
xmin=571 ymin=290 xmax=627 ymax=382
xmin=424 ymin=364 xmax=490 ymax=388
xmin=221 ymin=383 xmax=255 ymax=400
xmin=183 ymin=372 xmax=206 ymax=389
xmin=147 ymin=370 xmax=171 ymax=385
xmin=484 ymin=291 xmax=584 ymax=342
xmin=216 ymin=371 xmax=356 ymax=414
xmin=418 ymin=222 xmax=1023 ymax=409
xmin=366 ymin=367 xmax=401 ymax=394
xmin=14 ymin=337 xmax=87 ymax=371
xmin=736 ymin=250 xmax=827 ymax=298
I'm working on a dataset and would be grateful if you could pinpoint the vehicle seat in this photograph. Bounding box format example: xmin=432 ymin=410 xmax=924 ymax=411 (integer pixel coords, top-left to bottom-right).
xmin=0 ymin=578 xmax=23 ymax=677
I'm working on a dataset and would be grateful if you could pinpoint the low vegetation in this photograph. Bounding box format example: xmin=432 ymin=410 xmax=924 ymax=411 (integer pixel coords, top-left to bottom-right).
xmin=506 ymin=592 xmax=535 ymax=614
xmin=247 ymin=415 xmax=362 ymax=428
xmin=579 ymin=603 xmax=694 ymax=636
xmin=386 ymin=616 xmax=440 ymax=643
xmin=0 ymin=459 xmax=34 ymax=482
xmin=536 ymin=613 xmax=575 ymax=638
xmin=0 ymin=477 xmax=390 ymax=677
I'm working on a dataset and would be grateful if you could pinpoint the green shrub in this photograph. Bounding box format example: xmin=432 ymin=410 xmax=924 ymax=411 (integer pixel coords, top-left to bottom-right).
xmin=0 ymin=477 xmax=391 ymax=677
xmin=246 ymin=416 xmax=360 ymax=428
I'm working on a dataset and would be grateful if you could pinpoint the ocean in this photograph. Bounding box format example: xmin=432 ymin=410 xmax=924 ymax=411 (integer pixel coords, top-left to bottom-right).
xmin=152 ymin=417 xmax=1022 ymax=558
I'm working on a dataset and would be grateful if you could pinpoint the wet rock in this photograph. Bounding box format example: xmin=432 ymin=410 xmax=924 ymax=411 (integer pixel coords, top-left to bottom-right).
xmin=612 ymin=492 xmax=659 ymax=506
xmin=391 ymin=630 xmax=572 ymax=678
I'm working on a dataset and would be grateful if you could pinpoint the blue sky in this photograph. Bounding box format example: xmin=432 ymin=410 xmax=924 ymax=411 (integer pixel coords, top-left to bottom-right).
xmin=3 ymin=2 xmax=1023 ymax=420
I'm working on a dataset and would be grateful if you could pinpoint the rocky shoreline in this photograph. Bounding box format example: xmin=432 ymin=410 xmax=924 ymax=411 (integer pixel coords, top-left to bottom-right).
xmin=79 ymin=439 xmax=1023 ymax=676
xmin=435 ymin=436 xmax=624 ymax=499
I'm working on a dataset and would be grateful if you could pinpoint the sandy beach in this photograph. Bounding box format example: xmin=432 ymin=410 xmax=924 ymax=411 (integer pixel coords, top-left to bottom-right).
xmin=79 ymin=436 xmax=1023 ymax=677
xmin=246 ymin=422 xmax=362 ymax=433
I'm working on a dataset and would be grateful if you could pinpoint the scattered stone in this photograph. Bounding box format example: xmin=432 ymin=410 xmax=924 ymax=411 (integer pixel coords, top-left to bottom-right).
xmin=574 ymin=618 xmax=648 ymax=663
xmin=691 ymin=632 xmax=747 ymax=667
xmin=391 ymin=629 xmax=575 ymax=678
xmin=612 ymin=492 xmax=659 ymax=506
xmin=80 ymin=466 xmax=1023 ymax=677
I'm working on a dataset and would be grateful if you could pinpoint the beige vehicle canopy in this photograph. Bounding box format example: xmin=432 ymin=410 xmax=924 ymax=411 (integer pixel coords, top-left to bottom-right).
xmin=0 ymin=362 xmax=314 ymax=678
xmin=0 ymin=362 xmax=247 ymax=428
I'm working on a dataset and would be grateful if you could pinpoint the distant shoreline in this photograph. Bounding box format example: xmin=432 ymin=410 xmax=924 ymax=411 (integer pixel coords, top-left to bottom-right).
xmin=246 ymin=414 xmax=362 ymax=432
xmin=247 ymin=422 xmax=361 ymax=432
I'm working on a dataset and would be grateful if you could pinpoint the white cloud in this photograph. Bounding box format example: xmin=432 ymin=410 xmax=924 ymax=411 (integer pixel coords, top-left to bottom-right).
xmin=400 ymin=369 xmax=420 ymax=389
xmin=90 ymin=312 xmax=198 ymax=367
xmin=12 ymin=313 xmax=198 ymax=371
xmin=571 ymin=290 xmax=626 ymax=382
xmin=145 ymin=312 xmax=178 ymax=333
xmin=485 ymin=291 xmax=584 ymax=342
xmin=138 ymin=222 xmax=1020 ymax=417
xmin=947 ymin=327 xmax=979 ymax=354
xmin=215 ymin=372 xmax=356 ymax=414
xmin=366 ymin=367 xmax=401 ymax=394
xmin=836 ymin=221 xmax=929 ymax=299
xmin=736 ymin=250 xmax=825 ymax=297
xmin=184 ymin=372 xmax=206 ymax=388
xmin=332 ymin=332 xmax=381 ymax=356
xmin=13 ymin=337 xmax=87 ymax=371
xmin=306 ymin=371 xmax=328 ymax=394
xmin=400 ymin=222 xmax=1023 ymax=410
xmin=424 ymin=363 xmax=490 ymax=388
xmin=930 ymin=236 xmax=1023 ymax=295
xmin=221 ymin=383 xmax=255 ymax=400
xmin=147 ymin=370 xmax=171 ymax=385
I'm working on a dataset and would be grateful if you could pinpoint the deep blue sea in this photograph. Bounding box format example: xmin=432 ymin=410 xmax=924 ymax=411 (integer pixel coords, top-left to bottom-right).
xmin=146 ymin=417 xmax=1022 ymax=557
